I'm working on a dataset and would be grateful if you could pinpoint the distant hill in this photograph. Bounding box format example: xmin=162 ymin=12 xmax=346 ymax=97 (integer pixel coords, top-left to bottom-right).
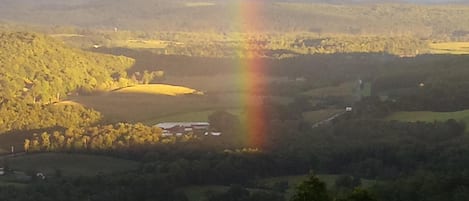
xmin=1 ymin=1 xmax=469 ymax=36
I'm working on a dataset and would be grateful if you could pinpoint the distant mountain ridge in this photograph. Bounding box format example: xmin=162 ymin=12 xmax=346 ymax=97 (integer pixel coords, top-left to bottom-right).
xmin=1 ymin=0 xmax=469 ymax=35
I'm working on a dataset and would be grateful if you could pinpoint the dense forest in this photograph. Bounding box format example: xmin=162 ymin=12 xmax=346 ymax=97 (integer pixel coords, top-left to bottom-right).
xmin=0 ymin=32 xmax=134 ymax=133
xmin=0 ymin=32 xmax=134 ymax=102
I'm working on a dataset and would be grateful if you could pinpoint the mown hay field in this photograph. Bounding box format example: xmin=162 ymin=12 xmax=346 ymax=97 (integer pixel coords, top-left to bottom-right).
xmin=429 ymin=42 xmax=469 ymax=54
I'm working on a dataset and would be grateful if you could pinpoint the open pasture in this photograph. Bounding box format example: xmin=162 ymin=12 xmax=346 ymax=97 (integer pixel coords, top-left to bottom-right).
xmin=184 ymin=2 xmax=216 ymax=7
xmin=111 ymin=39 xmax=175 ymax=49
xmin=303 ymin=81 xmax=357 ymax=99
xmin=69 ymin=89 xmax=251 ymax=124
xmin=385 ymin=109 xmax=469 ymax=126
xmin=259 ymin=174 xmax=376 ymax=199
xmin=182 ymin=174 xmax=376 ymax=201
xmin=113 ymin=84 xmax=201 ymax=96
xmin=429 ymin=42 xmax=469 ymax=55
xmin=70 ymin=93 xmax=235 ymax=124
xmin=7 ymin=153 xmax=138 ymax=177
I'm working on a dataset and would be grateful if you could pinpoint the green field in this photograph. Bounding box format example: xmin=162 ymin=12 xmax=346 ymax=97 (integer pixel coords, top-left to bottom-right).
xmin=70 ymin=91 xmax=242 ymax=124
xmin=183 ymin=174 xmax=376 ymax=201
xmin=429 ymin=42 xmax=469 ymax=55
xmin=111 ymin=39 xmax=175 ymax=49
xmin=303 ymin=82 xmax=356 ymax=98
xmin=360 ymin=82 xmax=372 ymax=97
xmin=67 ymin=77 xmax=271 ymax=124
xmin=6 ymin=153 xmax=139 ymax=177
xmin=50 ymin=34 xmax=85 ymax=38
xmin=183 ymin=185 xmax=230 ymax=201
xmin=261 ymin=174 xmax=376 ymax=199
xmin=385 ymin=109 xmax=469 ymax=125
xmin=182 ymin=185 xmax=273 ymax=201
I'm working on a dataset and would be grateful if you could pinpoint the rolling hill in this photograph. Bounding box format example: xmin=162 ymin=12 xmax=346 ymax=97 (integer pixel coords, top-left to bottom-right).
xmin=0 ymin=32 xmax=134 ymax=133
xmin=1 ymin=1 xmax=469 ymax=36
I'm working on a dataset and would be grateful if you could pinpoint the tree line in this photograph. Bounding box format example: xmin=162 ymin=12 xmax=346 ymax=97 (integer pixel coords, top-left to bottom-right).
xmin=22 ymin=123 xmax=193 ymax=153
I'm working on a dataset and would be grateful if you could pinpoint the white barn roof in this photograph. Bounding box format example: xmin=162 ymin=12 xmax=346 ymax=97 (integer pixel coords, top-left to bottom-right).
xmin=155 ymin=122 xmax=209 ymax=129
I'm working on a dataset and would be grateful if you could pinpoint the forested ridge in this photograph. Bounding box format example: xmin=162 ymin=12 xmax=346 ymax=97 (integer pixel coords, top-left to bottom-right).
xmin=0 ymin=32 xmax=134 ymax=102
xmin=0 ymin=32 xmax=134 ymax=133
xmin=2 ymin=1 xmax=469 ymax=37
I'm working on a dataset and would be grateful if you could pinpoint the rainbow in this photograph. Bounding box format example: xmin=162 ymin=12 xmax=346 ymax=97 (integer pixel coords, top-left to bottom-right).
xmin=234 ymin=0 xmax=268 ymax=148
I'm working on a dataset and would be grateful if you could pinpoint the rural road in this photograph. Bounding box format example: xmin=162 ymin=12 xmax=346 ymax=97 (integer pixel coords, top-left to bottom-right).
xmin=312 ymin=111 xmax=347 ymax=128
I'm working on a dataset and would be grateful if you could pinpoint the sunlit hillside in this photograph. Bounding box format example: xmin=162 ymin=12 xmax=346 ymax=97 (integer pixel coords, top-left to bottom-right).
xmin=2 ymin=0 xmax=469 ymax=36
xmin=429 ymin=42 xmax=469 ymax=54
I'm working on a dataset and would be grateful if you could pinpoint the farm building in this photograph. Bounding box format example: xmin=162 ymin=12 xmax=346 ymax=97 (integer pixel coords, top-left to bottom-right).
xmin=155 ymin=122 xmax=210 ymax=136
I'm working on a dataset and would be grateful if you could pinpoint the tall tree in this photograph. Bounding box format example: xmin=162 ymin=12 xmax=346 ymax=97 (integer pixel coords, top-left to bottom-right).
xmin=291 ymin=172 xmax=331 ymax=201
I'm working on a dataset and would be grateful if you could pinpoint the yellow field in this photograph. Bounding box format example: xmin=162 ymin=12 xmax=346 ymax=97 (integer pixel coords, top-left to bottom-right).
xmin=114 ymin=84 xmax=202 ymax=96
xmin=184 ymin=2 xmax=216 ymax=7
xmin=53 ymin=100 xmax=82 ymax=106
xmin=303 ymin=108 xmax=343 ymax=123
xmin=49 ymin=34 xmax=85 ymax=38
xmin=111 ymin=39 xmax=179 ymax=49
xmin=429 ymin=42 xmax=469 ymax=54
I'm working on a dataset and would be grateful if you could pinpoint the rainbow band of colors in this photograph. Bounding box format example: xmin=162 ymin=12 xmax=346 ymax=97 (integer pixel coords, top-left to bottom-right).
xmin=236 ymin=0 xmax=267 ymax=148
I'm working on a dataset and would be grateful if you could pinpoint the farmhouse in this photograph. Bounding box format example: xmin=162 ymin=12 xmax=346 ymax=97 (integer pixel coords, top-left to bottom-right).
xmin=156 ymin=122 xmax=210 ymax=136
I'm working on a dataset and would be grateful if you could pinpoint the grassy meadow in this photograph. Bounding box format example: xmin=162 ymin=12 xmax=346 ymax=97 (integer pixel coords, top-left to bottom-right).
xmin=6 ymin=153 xmax=139 ymax=177
xmin=182 ymin=174 xmax=377 ymax=201
xmin=113 ymin=84 xmax=201 ymax=96
xmin=111 ymin=39 xmax=175 ymax=49
xmin=385 ymin=109 xmax=469 ymax=126
xmin=50 ymin=34 xmax=85 ymax=38
xmin=259 ymin=174 xmax=376 ymax=199
xmin=429 ymin=42 xmax=469 ymax=55
xmin=68 ymin=83 xmax=249 ymax=124
xmin=70 ymin=92 xmax=237 ymax=124
xmin=67 ymin=73 xmax=281 ymax=124
xmin=163 ymin=75 xmax=236 ymax=92
xmin=303 ymin=82 xmax=356 ymax=98
xmin=182 ymin=185 xmax=231 ymax=201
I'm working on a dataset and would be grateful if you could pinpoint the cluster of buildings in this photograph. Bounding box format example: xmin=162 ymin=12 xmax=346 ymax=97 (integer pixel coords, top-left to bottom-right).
xmin=155 ymin=122 xmax=221 ymax=137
